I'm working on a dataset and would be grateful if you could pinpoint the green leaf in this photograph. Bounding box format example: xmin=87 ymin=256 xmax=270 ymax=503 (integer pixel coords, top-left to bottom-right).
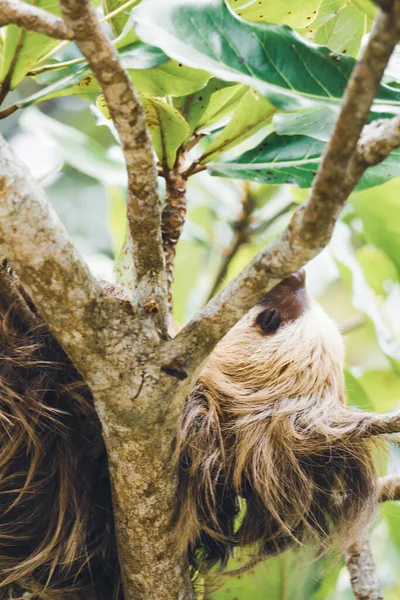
xmin=359 ymin=370 xmax=400 ymax=412
xmin=273 ymin=105 xmax=337 ymax=142
xmin=200 ymin=89 xmax=276 ymax=162
xmin=103 ymin=0 xmax=140 ymax=37
xmin=129 ymin=60 xmax=210 ymax=97
xmin=131 ymin=0 xmax=400 ymax=112
xmin=173 ymin=79 xmax=247 ymax=138
xmin=205 ymin=548 xmax=318 ymax=600
xmin=16 ymin=43 xmax=169 ymax=108
xmin=139 ymin=97 xmax=190 ymax=168
xmin=208 ymin=131 xmax=400 ymax=190
xmin=351 ymin=179 xmax=400 ymax=272
xmin=96 ymin=93 xmax=190 ymax=168
xmin=19 ymin=108 xmax=127 ymax=186
xmin=0 ymin=1 xmax=63 ymax=89
xmin=312 ymin=0 xmax=369 ymax=58
xmin=227 ymin=0 xmax=322 ymax=29
xmin=345 ymin=369 xmax=375 ymax=411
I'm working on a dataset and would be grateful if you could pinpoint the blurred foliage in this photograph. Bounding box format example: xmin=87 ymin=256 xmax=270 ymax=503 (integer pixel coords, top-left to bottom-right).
xmin=1 ymin=0 xmax=400 ymax=598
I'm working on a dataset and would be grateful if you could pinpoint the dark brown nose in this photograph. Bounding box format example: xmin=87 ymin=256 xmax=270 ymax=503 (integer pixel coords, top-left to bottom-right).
xmin=281 ymin=269 xmax=306 ymax=290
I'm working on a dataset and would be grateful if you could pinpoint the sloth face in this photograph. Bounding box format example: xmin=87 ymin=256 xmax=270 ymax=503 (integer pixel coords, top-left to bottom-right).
xmin=202 ymin=271 xmax=345 ymax=402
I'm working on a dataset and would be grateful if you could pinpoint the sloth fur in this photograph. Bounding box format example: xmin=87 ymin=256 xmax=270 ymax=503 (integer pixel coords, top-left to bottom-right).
xmin=174 ymin=271 xmax=377 ymax=570
xmin=0 ymin=269 xmax=376 ymax=597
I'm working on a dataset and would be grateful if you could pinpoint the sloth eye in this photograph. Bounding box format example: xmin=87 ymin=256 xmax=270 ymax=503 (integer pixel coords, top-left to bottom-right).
xmin=256 ymin=308 xmax=282 ymax=334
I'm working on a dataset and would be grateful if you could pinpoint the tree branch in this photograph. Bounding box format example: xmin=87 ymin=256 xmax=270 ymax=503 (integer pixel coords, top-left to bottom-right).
xmin=161 ymin=150 xmax=188 ymax=312
xmin=206 ymin=181 xmax=255 ymax=302
xmin=378 ymin=475 xmax=400 ymax=502
xmin=0 ymin=0 xmax=73 ymax=39
xmin=346 ymin=535 xmax=383 ymax=600
xmin=161 ymin=2 xmax=400 ymax=381
xmin=58 ymin=0 xmax=168 ymax=332
xmin=0 ymin=134 xmax=139 ymax=386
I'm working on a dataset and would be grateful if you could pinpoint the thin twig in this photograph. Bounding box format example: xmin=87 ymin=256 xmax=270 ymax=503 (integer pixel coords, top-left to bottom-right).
xmin=346 ymin=535 xmax=383 ymax=600
xmin=0 ymin=0 xmax=73 ymax=39
xmin=59 ymin=0 xmax=168 ymax=334
xmin=161 ymin=2 xmax=400 ymax=383
xmin=206 ymin=182 xmax=255 ymax=302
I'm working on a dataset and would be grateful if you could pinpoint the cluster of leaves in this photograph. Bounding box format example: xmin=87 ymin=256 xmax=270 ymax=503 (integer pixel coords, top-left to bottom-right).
xmin=2 ymin=1 xmax=400 ymax=599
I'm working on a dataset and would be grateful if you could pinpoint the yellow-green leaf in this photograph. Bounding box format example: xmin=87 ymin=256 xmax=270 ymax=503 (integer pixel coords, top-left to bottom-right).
xmin=228 ymin=0 xmax=322 ymax=29
xmin=0 ymin=0 xmax=63 ymax=90
xmin=200 ymin=89 xmax=275 ymax=163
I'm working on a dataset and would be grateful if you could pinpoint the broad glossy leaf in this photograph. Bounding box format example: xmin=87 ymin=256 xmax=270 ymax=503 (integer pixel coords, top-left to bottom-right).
xmin=209 ymin=131 xmax=400 ymax=190
xmin=273 ymin=105 xmax=337 ymax=142
xmin=96 ymin=94 xmax=190 ymax=168
xmin=313 ymin=1 xmax=369 ymax=57
xmin=200 ymin=89 xmax=276 ymax=162
xmin=359 ymin=370 xmax=400 ymax=412
xmin=103 ymin=0 xmax=140 ymax=37
xmin=16 ymin=43 xmax=169 ymax=108
xmin=129 ymin=60 xmax=210 ymax=97
xmin=139 ymin=97 xmax=190 ymax=168
xmin=345 ymin=369 xmax=374 ymax=411
xmin=173 ymin=79 xmax=245 ymax=136
xmin=132 ymin=0 xmax=400 ymax=112
xmin=206 ymin=548 xmax=318 ymax=600
xmin=351 ymin=179 xmax=400 ymax=271
xmin=20 ymin=108 xmax=127 ymax=186
xmin=227 ymin=0 xmax=322 ymax=29
xmin=356 ymin=246 xmax=398 ymax=297
xmin=0 ymin=1 xmax=62 ymax=89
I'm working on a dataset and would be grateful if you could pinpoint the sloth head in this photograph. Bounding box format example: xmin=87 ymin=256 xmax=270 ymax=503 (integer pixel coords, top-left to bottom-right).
xmin=201 ymin=270 xmax=346 ymax=406
xmin=175 ymin=271 xmax=377 ymax=571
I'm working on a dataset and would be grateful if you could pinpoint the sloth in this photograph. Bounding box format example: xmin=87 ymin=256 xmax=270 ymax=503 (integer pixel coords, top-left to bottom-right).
xmin=173 ymin=271 xmax=377 ymax=571
xmin=0 ymin=268 xmax=376 ymax=598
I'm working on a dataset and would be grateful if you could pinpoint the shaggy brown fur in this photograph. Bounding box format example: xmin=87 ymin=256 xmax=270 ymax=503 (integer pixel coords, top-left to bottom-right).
xmin=0 ymin=267 xmax=376 ymax=596
xmin=174 ymin=272 xmax=377 ymax=571
xmin=0 ymin=268 xmax=122 ymax=599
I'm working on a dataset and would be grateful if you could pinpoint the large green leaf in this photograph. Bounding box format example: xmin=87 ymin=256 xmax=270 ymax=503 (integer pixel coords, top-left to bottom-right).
xmin=208 ymin=131 xmax=400 ymax=190
xmin=140 ymin=97 xmax=190 ymax=168
xmin=200 ymin=89 xmax=276 ymax=162
xmin=205 ymin=549 xmax=318 ymax=600
xmin=131 ymin=0 xmax=400 ymax=112
xmin=174 ymin=79 xmax=246 ymax=136
xmin=227 ymin=0 xmax=322 ymax=29
xmin=312 ymin=0 xmax=369 ymax=57
xmin=97 ymin=93 xmax=189 ymax=168
xmin=103 ymin=0 xmax=140 ymax=36
xmin=0 ymin=1 xmax=63 ymax=89
xmin=129 ymin=60 xmax=210 ymax=97
xmin=273 ymin=105 xmax=337 ymax=142
xmin=15 ymin=44 xmax=171 ymax=108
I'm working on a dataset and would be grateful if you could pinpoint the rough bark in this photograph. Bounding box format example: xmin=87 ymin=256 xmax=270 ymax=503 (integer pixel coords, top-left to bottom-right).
xmin=346 ymin=536 xmax=383 ymax=600
xmin=0 ymin=0 xmax=73 ymax=39
xmin=162 ymin=150 xmax=188 ymax=311
xmin=59 ymin=0 xmax=168 ymax=334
